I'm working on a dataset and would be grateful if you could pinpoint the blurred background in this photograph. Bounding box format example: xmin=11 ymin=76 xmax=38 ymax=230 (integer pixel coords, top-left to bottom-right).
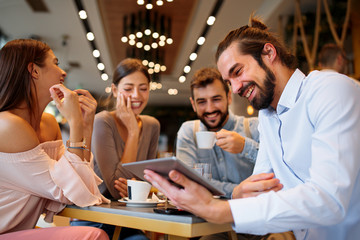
xmin=1 ymin=0 xmax=359 ymax=153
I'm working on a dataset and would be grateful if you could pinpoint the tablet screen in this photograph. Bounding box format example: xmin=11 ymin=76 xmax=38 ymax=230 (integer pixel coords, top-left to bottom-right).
xmin=123 ymin=157 xmax=225 ymax=196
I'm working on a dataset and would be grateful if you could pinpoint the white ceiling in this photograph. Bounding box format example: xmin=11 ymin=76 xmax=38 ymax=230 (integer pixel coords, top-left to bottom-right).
xmin=0 ymin=0 xmax=314 ymax=107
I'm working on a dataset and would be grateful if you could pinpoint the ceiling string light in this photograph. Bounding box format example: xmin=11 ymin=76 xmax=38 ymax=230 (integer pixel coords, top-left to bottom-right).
xmin=74 ymin=0 xmax=109 ymax=86
xmin=178 ymin=0 xmax=224 ymax=83
xmin=121 ymin=10 xmax=173 ymax=50
xmin=125 ymin=46 xmax=166 ymax=81
xmin=121 ymin=7 xmax=174 ymax=91
xmin=137 ymin=0 xmax=174 ymax=9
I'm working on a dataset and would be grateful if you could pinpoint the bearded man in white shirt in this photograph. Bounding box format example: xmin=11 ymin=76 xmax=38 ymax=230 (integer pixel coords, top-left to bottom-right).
xmin=144 ymin=16 xmax=360 ymax=240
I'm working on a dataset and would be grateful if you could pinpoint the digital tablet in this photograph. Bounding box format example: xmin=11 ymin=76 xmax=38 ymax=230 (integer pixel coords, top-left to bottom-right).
xmin=123 ymin=157 xmax=225 ymax=196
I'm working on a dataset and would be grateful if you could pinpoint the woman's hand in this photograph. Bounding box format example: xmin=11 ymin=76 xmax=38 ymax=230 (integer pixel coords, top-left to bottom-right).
xmin=49 ymin=84 xmax=82 ymax=125
xmin=114 ymin=177 xmax=128 ymax=198
xmin=50 ymin=84 xmax=85 ymax=159
xmin=114 ymin=177 xmax=136 ymax=199
xmin=115 ymin=94 xmax=139 ymax=136
xmin=232 ymin=173 xmax=283 ymax=199
xmin=73 ymin=89 xmax=97 ymax=134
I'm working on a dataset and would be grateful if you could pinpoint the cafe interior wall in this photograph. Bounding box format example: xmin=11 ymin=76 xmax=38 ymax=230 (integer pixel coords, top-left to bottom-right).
xmin=283 ymin=0 xmax=354 ymax=75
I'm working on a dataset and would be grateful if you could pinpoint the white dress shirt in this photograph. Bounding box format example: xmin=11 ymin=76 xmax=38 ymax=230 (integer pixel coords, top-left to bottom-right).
xmin=229 ymin=69 xmax=360 ymax=240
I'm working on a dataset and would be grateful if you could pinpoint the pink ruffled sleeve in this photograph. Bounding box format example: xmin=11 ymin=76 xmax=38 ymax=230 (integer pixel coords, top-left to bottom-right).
xmin=0 ymin=140 xmax=110 ymax=208
xmin=49 ymin=150 xmax=110 ymax=206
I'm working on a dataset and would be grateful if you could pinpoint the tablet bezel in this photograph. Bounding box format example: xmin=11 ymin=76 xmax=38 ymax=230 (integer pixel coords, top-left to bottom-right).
xmin=123 ymin=157 xmax=225 ymax=196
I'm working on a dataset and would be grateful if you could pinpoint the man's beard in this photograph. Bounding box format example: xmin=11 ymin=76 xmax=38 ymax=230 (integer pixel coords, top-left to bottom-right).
xmin=243 ymin=66 xmax=276 ymax=110
xmin=198 ymin=109 xmax=229 ymax=131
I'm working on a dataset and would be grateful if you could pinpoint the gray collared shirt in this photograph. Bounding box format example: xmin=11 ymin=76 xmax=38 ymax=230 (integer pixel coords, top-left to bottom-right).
xmin=176 ymin=112 xmax=259 ymax=198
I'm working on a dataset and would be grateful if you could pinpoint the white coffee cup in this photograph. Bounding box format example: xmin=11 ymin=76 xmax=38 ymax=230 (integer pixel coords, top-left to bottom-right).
xmin=196 ymin=131 xmax=217 ymax=149
xmin=127 ymin=180 xmax=151 ymax=201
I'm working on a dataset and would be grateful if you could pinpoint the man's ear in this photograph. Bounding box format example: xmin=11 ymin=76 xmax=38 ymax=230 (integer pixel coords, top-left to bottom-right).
xmin=189 ymin=97 xmax=197 ymax=112
xmin=262 ymin=43 xmax=277 ymax=64
xmin=336 ymin=54 xmax=345 ymax=67
xmin=227 ymin=90 xmax=232 ymax=106
xmin=27 ymin=62 xmax=40 ymax=79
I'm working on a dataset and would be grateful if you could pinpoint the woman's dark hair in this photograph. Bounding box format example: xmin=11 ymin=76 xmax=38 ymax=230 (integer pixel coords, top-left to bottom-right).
xmin=0 ymin=39 xmax=50 ymax=116
xmin=112 ymin=58 xmax=151 ymax=85
xmin=190 ymin=67 xmax=229 ymax=99
xmin=216 ymin=16 xmax=297 ymax=70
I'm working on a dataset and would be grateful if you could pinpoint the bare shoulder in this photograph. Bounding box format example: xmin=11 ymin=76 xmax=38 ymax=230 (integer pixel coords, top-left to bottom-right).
xmin=41 ymin=112 xmax=59 ymax=129
xmin=0 ymin=112 xmax=39 ymax=153
xmin=40 ymin=112 xmax=62 ymax=141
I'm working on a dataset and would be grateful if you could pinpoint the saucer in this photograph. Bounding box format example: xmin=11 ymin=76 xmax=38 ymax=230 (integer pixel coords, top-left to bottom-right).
xmin=118 ymin=197 xmax=165 ymax=207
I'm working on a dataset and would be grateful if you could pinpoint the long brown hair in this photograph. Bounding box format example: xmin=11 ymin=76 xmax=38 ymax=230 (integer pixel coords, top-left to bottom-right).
xmin=0 ymin=39 xmax=50 ymax=118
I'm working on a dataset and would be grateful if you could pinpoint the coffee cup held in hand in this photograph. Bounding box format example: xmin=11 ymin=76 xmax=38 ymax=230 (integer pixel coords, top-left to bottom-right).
xmin=127 ymin=179 xmax=151 ymax=201
xmin=196 ymin=131 xmax=217 ymax=149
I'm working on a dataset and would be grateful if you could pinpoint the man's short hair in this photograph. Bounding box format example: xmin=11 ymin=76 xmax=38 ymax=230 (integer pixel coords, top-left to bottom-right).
xmin=318 ymin=43 xmax=347 ymax=69
xmin=190 ymin=67 xmax=230 ymax=99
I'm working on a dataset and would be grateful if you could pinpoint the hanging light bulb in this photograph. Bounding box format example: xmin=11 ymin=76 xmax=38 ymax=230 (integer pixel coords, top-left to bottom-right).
xmin=197 ymin=36 xmax=206 ymax=45
xmin=179 ymin=76 xmax=186 ymax=83
xmin=184 ymin=65 xmax=191 ymax=73
xmin=166 ymin=38 xmax=173 ymax=44
xmin=92 ymin=49 xmax=100 ymax=58
xmin=142 ymin=59 xmax=149 ymax=66
xmin=137 ymin=0 xmax=145 ymax=5
xmin=207 ymin=16 xmax=216 ymax=25
xmin=121 ymin=36 xmax=128 ymax=43
xmin=78 ymin=10 xmax=87 ymax=19
xmin=101 ymin=73 xmax=108 ymax=81
xmin=97 ymin=63 xmax=105 ymax=71
xmin=86 ymin=32 xmax=95 ymax=41
xmin=189 ymin=53 xmax=197 ymax=61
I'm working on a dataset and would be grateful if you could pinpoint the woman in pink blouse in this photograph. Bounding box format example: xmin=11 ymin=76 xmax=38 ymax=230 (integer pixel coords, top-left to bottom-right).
xmin=0 ymin=39 xmax=110 ymax=239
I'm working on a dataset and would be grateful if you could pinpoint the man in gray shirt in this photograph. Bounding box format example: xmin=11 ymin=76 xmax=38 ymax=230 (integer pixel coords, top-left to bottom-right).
xmin=176 ymin=67 xmax=259 ymax=198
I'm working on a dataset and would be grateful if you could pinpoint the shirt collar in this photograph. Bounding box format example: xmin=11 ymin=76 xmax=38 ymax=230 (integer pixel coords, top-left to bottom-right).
xmin=276 ymin=69 xmax=306 ymax=114
xmin=262 ymin=69 xmax=306 ymax=116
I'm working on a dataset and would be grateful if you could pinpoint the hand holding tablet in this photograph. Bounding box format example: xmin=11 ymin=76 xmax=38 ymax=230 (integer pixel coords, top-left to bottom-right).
xmin=123 ymin=157 xmax=225 ymax=196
